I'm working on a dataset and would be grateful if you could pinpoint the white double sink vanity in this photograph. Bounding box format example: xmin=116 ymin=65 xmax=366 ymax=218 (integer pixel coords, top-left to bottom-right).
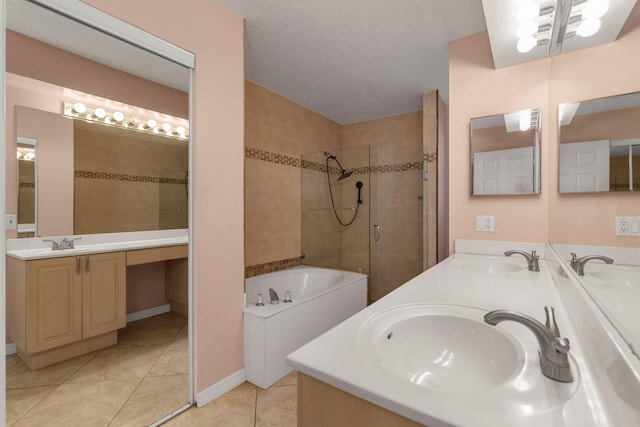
xmin=6 ymin=229 xmax=188 ymax=370
xmin=288 ymin=240 xmax=640 ymax=427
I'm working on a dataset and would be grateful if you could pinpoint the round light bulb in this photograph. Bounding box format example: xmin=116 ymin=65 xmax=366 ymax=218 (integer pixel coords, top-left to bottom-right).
xmin=25 ymin=152 xmax=35 ymax=160
xmin=113 ymin=111 xmax=124 ymax=122
xmin=147 ymin=119 xmax=157 ymax=128
xmin=517 ymin=2 xmax=540 ymax=23
xmin=176 ymin=126 xmax=186 ymax=135
xmin=517 ymin=21 xmax=538 ymax=39
xmin=94 ymin=108 xmax=107 ymax=118
xmin=161 ymin=122 xmax=172 ymax=132
xmin=583 ymin=0 xmax=609 ymax=19
xmin=577 ymin=18 xmax=601 ymax=37
xmin=73 ymin=102 xmax=87 ymax=114
xmin=17 ymin=152 xmax=22 ymax=159
xmin=517 ymin=36 xmax=537 ymax=53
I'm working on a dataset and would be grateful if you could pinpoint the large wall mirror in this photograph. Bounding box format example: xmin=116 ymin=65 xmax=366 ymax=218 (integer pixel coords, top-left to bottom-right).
xmin=470 ymin=108 xmax=541 ymax=196
xmin=6 ymin=0 xmax=194 ymax=424
xmin=559 ymin=91 xmax=640 ymax=193
xmin=7 ymin=0 xmax=190 ymax=238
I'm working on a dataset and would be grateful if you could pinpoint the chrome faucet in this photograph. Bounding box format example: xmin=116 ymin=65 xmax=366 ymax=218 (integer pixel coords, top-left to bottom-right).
xmin=43 ymin=237 xmax=81 ymax=251
xmin=484 ymin=306 xmax=573 ymax=382
xmin=268 ymin=288 xmax=279 ymax=304
xmin=570 ymin=253 xmax=614 ymax=276
xmin=504 ymin=250 xmax=540 ymax=271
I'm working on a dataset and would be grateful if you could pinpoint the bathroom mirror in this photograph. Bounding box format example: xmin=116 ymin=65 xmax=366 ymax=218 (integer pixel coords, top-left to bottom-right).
xmin=6 ymin=0 xmax=190 ymax=237
xmin=558 ymin=91 xmax=640 ymax=193
xmin=5 ymin=0 xmax=194 ymax=422
xmin=470 ymin=108 xmax=541 ymax=196
xmin=17 ymin=139 xmax=37 ymax=237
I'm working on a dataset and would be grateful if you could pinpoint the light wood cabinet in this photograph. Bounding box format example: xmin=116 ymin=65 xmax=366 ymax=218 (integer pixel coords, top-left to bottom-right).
xmin=82 ymin=252 xmax=127 ymax=338
xmin=8 ymin=252 xmax=126 ymax=369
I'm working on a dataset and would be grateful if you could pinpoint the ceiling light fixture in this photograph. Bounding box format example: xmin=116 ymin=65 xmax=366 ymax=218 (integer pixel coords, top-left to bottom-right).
xmin=515 ymin=0 xmax=611 ymax=56
xmin=63 ymin=101 xmax=189 ymax=140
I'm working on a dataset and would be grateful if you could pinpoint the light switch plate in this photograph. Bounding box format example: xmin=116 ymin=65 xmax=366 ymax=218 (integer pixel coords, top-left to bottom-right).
xmin=5 ymin=214 xmax=17 ymax=230
xmin=476 ymin=215 xmax=494 ymax=232
xmin=616 ymin=217 xmax=640 ymax=237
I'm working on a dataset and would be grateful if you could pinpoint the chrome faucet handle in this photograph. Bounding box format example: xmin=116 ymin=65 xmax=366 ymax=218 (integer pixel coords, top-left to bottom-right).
xmin=43 ymin=239 xmax=60 ymax=250
xmin=544 ymin=306 xmax=561 ymax=337
xmin=485 ymin=307 xmax=573 ymax=382
xmin=570 ymin=253 xmax=614 ymax=276
xmin=504 ymin=249 xmax=540 ymax=272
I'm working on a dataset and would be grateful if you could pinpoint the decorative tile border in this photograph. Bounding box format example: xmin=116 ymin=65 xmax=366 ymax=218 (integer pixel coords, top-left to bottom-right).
xmin=245 ymin=147 xmax=301 ymax=168
xmin=246 ymin=146 xmax=425 ymax=175
xmin=245 ymin=255 xmax=305 ymax=278
xmin=424 ymin=153 xmax=437 ymax=163
xmin=19 ymin=182 xmax=35 ymax=188
xmin=75 ymin=170 xmax=187 ymax=185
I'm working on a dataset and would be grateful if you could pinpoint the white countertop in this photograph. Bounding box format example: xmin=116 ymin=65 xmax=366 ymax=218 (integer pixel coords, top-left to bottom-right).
xmin=287 ymin=245 xmax=637 ymax=426
xmin=7 ymin=229 xmax=188 ymax=260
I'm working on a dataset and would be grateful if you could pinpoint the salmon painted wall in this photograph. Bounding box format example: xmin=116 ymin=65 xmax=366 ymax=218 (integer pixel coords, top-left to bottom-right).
xmin=449 ymin=12 xmax=640 ymax=251
xmin=82 ymin=0 xmax=246 ymax=396
xmin=448 ymin=31 xmax=551 ymax=251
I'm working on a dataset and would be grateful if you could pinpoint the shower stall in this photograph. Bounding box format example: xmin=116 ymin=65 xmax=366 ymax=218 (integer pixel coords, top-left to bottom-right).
xmin=301 ymin=145 xmax=424 ymax=303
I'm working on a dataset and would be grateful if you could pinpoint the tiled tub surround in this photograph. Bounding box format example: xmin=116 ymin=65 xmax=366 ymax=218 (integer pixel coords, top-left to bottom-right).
xmin=287 ymin=240 xmax=640 ymax=426
xmin=244 ymin=266 xmax=367 ymax=389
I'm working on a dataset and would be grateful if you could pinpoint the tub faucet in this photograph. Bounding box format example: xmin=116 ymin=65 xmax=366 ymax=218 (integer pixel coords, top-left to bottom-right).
xmin=570 ymin=253 xmax=614 ymax=276
xmin=268 ymin=288 xmax=279 ymax=304
xmin=484 ymin=306 xmax=573 ymax=382
xmin=504 ymin=250 xmax=540 ymax=271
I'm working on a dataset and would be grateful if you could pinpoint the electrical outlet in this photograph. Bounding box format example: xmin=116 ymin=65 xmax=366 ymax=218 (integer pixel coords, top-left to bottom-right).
xmin=476 ymin=215 xmax=494 ymax=232
xmin=616 ymin=217 xmax=640 ymax=237
xmin=5 ymin=214 xmax=17 ymax=230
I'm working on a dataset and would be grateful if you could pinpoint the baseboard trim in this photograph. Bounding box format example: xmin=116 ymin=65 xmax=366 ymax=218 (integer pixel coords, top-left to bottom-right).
xmin=6 ymin=343 xmax=16 ymax=356
xmin=196 ymin=369 xmax=246 ymax=408
xmin=126 ymin=304 xmax=171 ymax=323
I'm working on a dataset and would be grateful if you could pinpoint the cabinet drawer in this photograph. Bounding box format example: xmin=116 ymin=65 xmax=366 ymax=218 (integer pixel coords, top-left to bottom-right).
xmin=126 ymin=245 xmax=188 ymax=266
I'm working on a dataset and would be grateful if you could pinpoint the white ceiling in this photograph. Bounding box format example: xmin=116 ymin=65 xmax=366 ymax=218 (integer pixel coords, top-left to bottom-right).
xmin=216 ymin=0 xmax=487 ymax=124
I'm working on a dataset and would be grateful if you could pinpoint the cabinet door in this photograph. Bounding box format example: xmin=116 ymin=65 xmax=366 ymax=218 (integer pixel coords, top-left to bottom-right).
xmin=26 ymin=257 xmax=82 ymax=354
xmin=82 ymin=252 xmax=126 ymax=339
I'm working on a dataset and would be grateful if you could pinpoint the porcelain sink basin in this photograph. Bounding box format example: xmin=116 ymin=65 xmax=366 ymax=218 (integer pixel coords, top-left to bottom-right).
xmin=587 ymin=268 xmax=640 ymax=288
xmin=358 ymin=304 xmax=524 ymax=392
xmin=457 ymin=259 xmax=524 ymax=274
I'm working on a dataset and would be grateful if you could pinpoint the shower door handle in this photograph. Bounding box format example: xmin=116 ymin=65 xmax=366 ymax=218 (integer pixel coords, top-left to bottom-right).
xmin=373 ymin=224 xmax=380 ymax=241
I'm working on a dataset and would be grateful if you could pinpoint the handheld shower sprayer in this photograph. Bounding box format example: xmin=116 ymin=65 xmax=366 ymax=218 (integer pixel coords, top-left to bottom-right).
xmin=356 ymin=181 xmax=363 ymax=204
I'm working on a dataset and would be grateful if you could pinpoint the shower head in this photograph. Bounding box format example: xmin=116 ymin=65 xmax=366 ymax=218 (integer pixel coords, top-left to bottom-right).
xmin=327 ymin=154 xmax=352 ymax=181
xmin=337 ymin=170 xmax=353 ymax=181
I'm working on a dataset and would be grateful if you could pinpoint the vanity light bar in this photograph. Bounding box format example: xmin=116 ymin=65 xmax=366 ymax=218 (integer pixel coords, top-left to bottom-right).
xmin=62 ymin=102 xmax=189 ymax=140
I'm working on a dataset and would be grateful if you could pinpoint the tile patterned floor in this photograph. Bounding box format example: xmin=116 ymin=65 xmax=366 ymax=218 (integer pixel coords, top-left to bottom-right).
xmin=6 ymin=312 xmax=189 ymax=426
xmin=6 ymin=312 xmax=298 ymax=427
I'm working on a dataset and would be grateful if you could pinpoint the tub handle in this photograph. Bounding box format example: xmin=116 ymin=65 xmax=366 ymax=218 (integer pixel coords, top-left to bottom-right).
xmin=373 ymin=224 xmax=381 ymax=241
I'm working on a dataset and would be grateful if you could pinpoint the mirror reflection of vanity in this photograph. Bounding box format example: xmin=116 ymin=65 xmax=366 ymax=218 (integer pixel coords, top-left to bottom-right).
xmin=5 ymin=0 xmax=194 ymax=423
xmin=470 ymin=108 xmax=541 ymax=195
xmin=559 ymin=91 xmax=640 ymax=193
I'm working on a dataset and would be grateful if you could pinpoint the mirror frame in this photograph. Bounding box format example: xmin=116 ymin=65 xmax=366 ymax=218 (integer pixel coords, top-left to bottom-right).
xmin=470 ymin=108 xmax=542 ymax=196
xmin=2 ymin=0 xmax=197 ymax=415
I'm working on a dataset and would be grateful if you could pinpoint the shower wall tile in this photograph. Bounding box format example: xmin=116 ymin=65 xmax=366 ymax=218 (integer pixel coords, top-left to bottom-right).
xmin=245 ymin=82 xmax=342 ymax=273
xmin=245 ymin=158 xmax=301 ymax=266
xmin=342 ymin=111 xmax=422 ymax=148
xmin=245 ymin=81 xmax=342 ymax=157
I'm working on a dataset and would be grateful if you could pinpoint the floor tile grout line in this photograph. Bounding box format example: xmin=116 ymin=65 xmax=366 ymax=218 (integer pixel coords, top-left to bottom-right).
xmin=105 ymin=376 xmax=145 ymax=427
xmin=9 ymin=382 xmax=60 ymax=425
xmin=254 ymin=387 xmax=259 ymax=427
